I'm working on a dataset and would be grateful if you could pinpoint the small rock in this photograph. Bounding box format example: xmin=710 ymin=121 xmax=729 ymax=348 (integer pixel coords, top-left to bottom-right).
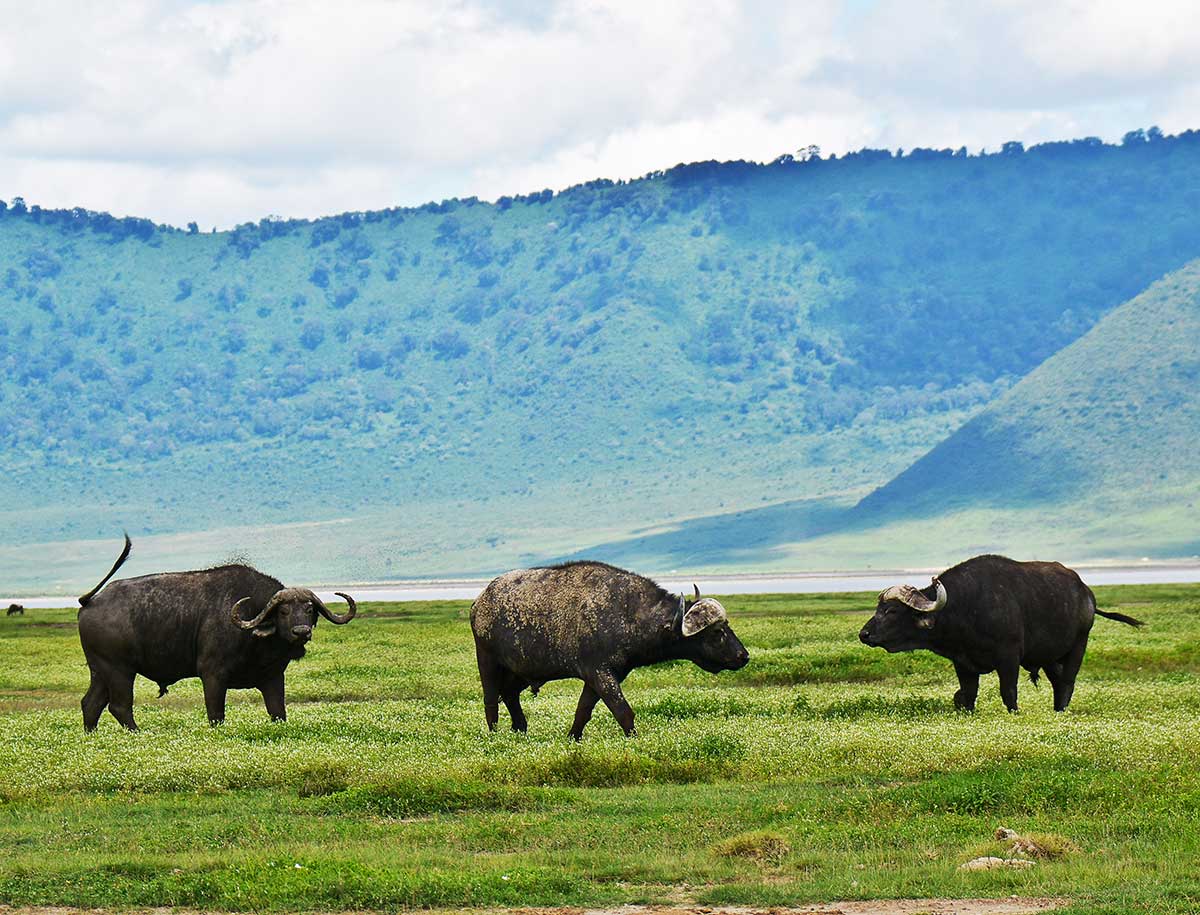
xmin=959 ymin=855 xmax=1036 ymax=871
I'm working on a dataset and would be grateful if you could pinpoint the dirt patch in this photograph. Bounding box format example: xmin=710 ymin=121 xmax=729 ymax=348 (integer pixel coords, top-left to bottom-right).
xmin=516 ymin=904 xmax=1067 ymax=915
xmin=0 ymin=904 xmax=1068 ymax=915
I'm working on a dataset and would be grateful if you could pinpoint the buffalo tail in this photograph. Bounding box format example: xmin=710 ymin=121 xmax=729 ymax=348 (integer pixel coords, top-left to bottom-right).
xmin=1095 ymin=608 xmax=1145 ymax=628
xmin=78 ymin=533 xmax=132 ymax=607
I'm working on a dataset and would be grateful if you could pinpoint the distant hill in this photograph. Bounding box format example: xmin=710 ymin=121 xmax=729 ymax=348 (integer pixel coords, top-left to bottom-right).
xmin=851 ymin=257 xmax=1200 ymax=550
xmin=2 ymin=129 xmax=1200 ymax=591
xmin=570 ymin=257 xmax=1200 ymax=574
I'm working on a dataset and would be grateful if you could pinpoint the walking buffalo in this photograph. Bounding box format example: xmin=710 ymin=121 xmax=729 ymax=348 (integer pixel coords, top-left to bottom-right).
xmin=470 ymin=561 xmax=750 ymax=738
xmin=858 ymin=554 xmax=1143 ymax=712
xmin=77 ymin=535 xmax=357 ymax=730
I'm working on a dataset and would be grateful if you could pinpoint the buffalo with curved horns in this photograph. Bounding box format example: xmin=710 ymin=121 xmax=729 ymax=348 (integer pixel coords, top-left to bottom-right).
xmin=858 ymin=554 xmax=1142 ymax=712
xmin=77 ymin=535 xmax=356 ymax=730
xmin=471 ymin=561 xmax=749 ymax=738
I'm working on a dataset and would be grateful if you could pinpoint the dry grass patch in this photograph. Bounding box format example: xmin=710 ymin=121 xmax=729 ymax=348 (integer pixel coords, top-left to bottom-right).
xmin=712 ymin=830 xmax=791 ymax=866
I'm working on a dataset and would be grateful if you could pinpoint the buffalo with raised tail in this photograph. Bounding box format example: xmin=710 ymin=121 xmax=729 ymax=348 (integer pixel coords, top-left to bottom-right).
xmin=470 ymin=561 xmax=750 ymax=739
xmin=858 ymin=554 xmax=1143 ymax=712
xmin=77 ymin=535 xmax=356 ymax=730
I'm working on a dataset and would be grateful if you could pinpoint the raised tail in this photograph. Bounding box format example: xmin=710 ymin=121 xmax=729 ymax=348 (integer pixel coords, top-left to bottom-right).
xmin=1096 ymin=608 xmax=1145 ymax=628
xmin=78 ymin=533 xmax=132 ymax=607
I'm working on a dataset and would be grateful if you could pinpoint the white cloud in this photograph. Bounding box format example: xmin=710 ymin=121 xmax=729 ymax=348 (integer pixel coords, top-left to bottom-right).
xmin=0 ymin=0 xmax=1196 ymax=227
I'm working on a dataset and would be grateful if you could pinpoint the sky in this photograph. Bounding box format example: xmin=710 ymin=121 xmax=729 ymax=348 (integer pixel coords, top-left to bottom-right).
xmin=1 ymin=0 xmax=1198 ymax=229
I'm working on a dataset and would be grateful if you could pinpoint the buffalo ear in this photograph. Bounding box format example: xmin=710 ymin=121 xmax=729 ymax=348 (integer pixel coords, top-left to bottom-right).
xmin=252 ymin=624 xmax=277 ymax=638
xmin=915 ymin=615 xmax=935 ymax=630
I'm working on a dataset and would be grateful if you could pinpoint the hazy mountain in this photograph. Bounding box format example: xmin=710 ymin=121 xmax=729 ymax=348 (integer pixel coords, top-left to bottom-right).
xmin=2 ymin=130 xmax=1199 ymax=591
xmin=850 ymin=257 xmax=1200 ymax=553
xmin=573 ymin=259 xmax=1200 ymax=573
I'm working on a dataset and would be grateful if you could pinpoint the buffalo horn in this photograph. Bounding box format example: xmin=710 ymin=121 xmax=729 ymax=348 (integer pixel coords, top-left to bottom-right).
xmin=682 ymin=597 xmax=728 ymax=636
xmin=931 ymin=577 xmax=948 ymax=611
xmin=877 ymin=577 xmax=948 ymax=613
xmin=313 ymin=590 xmax=357 ymax=624
xmin=231 ymin=591 xmax=289 ymax=630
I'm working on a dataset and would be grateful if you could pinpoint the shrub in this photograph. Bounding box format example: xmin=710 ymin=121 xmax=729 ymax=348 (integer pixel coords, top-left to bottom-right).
xmin=299 ymin=322 xmax=325 ymax=351
xmin=356 ymin=346 xmax=383 ymax=370
xmin=712 ymin=830 xmax=791 ymax=865
xmin=431 ymin=330 xmax=469 ymax=360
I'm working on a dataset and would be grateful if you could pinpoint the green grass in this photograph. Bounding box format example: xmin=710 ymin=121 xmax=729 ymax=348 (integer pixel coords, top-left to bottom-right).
xmin=0 ymin=585 xmax=1198 ymax=912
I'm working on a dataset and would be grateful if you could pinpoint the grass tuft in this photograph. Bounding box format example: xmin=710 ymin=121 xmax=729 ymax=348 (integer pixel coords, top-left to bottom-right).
xmin=712 ymin=830 xmax=791 ymax=866
xmin=295 ymin=763 xmax=350 ymax=798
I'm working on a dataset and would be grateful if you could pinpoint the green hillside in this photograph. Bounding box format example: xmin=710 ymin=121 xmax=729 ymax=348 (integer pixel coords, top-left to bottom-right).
xmin=848 ymin=257 xmax=1200 ymax=557
xmin=2 ymin=131 xmax=1200 ymax=591
xmin=860 ymin=259 xmax=1200 ymax=512
xmin=575 ymin=258 xmax=1200 ymax=573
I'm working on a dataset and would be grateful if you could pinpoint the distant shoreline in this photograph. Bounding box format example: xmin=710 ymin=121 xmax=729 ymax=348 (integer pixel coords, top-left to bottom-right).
xmin=315 ymin=559 xmax=1200 ymax=590
xmin=8 ymin=560 xmax=1199 ymax=607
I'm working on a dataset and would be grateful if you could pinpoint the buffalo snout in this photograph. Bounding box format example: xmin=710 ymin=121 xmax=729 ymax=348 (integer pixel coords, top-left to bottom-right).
xmin=859 ymin=624 xmax=875 ymax=645
xmin=291 ymin=625 xmax=313 ymax=642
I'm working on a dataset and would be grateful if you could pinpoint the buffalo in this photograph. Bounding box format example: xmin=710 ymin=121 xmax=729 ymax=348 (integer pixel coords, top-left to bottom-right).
xmin=5 ymin=604 xmax=23 ymax=616
xmin=470 ymin=561 xmax=750 ymax=739
xmin=77 ymin=535 xmax=357 ymax=731
xmin=859 ymin=554 xmax=1143 ymax=712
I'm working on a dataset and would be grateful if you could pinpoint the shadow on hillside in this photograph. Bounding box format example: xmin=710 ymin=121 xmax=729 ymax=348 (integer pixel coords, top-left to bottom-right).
xmin=854 ymin=412 xmax=1092 ymax=520
xmin=550 ymin=496 xmax=859 ymax=569
xmin=557 ymin=439 xmax=1093 ymax=570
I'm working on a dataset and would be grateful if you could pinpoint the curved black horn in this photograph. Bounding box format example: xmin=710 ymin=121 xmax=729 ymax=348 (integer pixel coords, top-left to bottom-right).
xmin=693 ymin=583 xmax=700 ymax=600
xmin=231 ymin=592 xmax=286 ymax=630
xmin=313 ymin=591 xmax=357 ymax=624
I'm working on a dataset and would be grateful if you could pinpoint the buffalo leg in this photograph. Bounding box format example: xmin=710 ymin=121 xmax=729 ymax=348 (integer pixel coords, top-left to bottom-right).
xmin=500 ymin=688 xmax=527 ymax=733
xmin=1051 ymin=637 xmax=1089 ymax=711
xmin=997 ymin=660 xmax=1020 ymax=713
xmin=952 ymin=662 xmax=979 ymax=712
xmin=499 ymin=670 xmax=528 ymax=733
xmin=202 ymin=677 xmax=228 ymax=725
xmin=81 ymin=669 xmax=109 ymax=732
xmin=1043 ymin=662 xmax=1065 ymax=709
xmin=590 ymin=669 xmax=636 ymax=737
xmin=105 ymin=668 xmax=138 ymax=731
xmin=475 ymin=643 xmax=501 ymax=731
xmin=569 ymin=684 xmax=601 ymax=741
xmin=260 ymin=674 xmax=286 ymax=722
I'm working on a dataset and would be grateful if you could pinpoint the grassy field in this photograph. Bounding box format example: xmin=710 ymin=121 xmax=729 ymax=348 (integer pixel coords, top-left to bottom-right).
xmin=0 ymin=585 xmax=1197 ymax=913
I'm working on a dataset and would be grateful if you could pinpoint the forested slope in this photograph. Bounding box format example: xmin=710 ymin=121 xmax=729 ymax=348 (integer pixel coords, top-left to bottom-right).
xmin=2 ymin=129 xmax=1198 ymax=588
xmin=857 ymin=258 xmax=1200 ymax=529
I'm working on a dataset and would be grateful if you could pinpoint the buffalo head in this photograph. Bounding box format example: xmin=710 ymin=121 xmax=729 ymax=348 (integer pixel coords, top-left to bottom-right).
xmin=859 ymin=577 xmax=947 ymax=653
xmin=231 ymin=589 xmax=357 ymax=644
xmin=678 ymin=584 xmax=750 ymax=672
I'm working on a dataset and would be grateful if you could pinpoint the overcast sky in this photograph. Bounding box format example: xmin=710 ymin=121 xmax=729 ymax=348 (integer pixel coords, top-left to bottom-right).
xmin=2 ymin=0 xmax=1198 ymax=229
